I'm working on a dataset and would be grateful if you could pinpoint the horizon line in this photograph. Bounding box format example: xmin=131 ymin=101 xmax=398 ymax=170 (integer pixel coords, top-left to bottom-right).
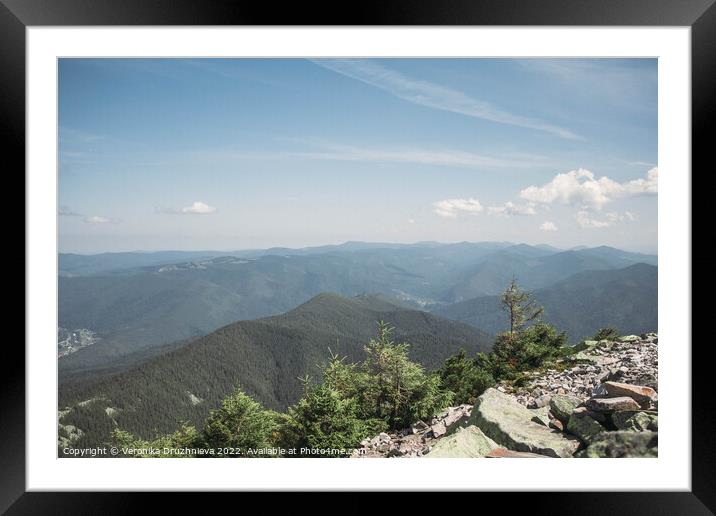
xmin=58 ymin=240 xmax=658 ymax=256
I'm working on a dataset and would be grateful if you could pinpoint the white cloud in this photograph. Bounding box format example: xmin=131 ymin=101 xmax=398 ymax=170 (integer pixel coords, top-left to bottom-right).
xmin=84 ymin=215 xmax=111 ymax=224
xmin=487 ymin=201 xmax=537 ymax=216
xmin=623 ymin=167 xmax=658 ymax=195
xmin=311 ymin=59 xmax=579 ymax=139
xmin=433 ymin=198 xmax=483 ymax=218
xmin=520 ymin=167 xmax=658 ymax=210
xmin=181 ymin=201 xmax=216 ymax=215
xmin=160 ymin=201 xmax=217 ymax=215
xmin=539 ymin=221 xmax=558 ymax=232
xmin=576 ymin=210 xmax=636 ymax=229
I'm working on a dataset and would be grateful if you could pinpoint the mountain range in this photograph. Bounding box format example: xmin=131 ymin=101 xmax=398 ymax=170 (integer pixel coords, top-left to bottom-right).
xmin=58 ymin=242 xmax=657 ymax=374
xmin=57 ymin=240 xmax=658 ymax=449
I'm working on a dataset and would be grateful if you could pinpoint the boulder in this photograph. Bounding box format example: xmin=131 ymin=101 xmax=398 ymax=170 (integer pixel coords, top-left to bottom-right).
xmin=602 ymin=381 xmax=657 ymax=409
xmin=425 ymin=426 xmax=499 ymax=458
xmin=431 ymin=420 xmax=447 ymax=438
xmin=577 ymin=431 xmax=658 ymax=458
xmin=468 ymin=388 xmax=580 ymax=458
xmin=585 ymin=396 xmax=641 ymax=412
xmin=567 ymin=413 xmax=605 ymax=443
xmin=619 ymin=335 xmax=641 ymax=343
xmin=530 ymin=406 xmax=551 ymax=427
xmin=550 ymin=394 xmax=581 ymax=424
xmin=612 ymin=411 xmax=658 ymax=432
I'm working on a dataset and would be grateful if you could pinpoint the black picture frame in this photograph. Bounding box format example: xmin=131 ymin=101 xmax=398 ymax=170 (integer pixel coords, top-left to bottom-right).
xmin=3 ymin=0 xmax=709 ymax=512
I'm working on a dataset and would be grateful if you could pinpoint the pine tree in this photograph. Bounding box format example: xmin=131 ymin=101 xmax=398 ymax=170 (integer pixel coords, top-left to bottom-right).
xmin=501 ymin=277 xmax=544 ymax=336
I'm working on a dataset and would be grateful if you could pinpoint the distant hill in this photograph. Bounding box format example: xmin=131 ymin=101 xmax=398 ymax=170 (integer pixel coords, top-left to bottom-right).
xmin=58 ymin=293 xmax=493 ymax=446
xmin=59 ymin=250 xmax=233 ymax=276
xmin=443 ymin=247 xmax=657 ymax=302
xmin=434 ymin=263 xmax=657 ymax=341
xmin=58 ymin=242 xmax=657 ymax=373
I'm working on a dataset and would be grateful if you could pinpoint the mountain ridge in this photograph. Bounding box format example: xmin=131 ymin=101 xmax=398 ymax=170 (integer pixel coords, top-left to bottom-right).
xmin=58 ymin=293 xmax=493 ymax=447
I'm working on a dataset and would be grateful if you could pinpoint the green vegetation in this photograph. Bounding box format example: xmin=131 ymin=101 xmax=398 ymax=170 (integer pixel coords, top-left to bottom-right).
xmin=109 ymin=322 xmax=451 ymax=457
xmin=112 ymin=422 xmax=202 ymax=458
xmin=438 ymin=280 xmax=571 ymax=403
xmin=98 ymin=279 xmax=580 ymax=458
xmin=438 ymin=350 xmax=495 ymax=405
xmin=501 ymin=277 xmax=544 ymax=336
xmin=489 ymin=322 xmax=570 ymax=379
xmin=592 ymin=327 xmax=620 ymax=341
xmin=59 ymin=294 xmax=491 ymax=450
xmin=317 ymin=323 xmax=454 ymax=429
xmin=202 ymin=387 xmax=277 ymax=452
xmin=283 ymin=384 xmax=384 ymax=456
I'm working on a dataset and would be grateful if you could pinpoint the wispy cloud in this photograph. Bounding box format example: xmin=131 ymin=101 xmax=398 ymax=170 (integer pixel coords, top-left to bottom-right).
xmin=60 ymin=206 xmax=117 ymax=223
xmin=487 ymin=201 xmax=537 ymax=217
xmin=433 ymin=198 xmax=483 ymax=218
xmin=290 ymin=142 xmax=538 ymax=169
xmin=517 ymin=59 xmax=657 ymax=113
xmin=59 ymin=127 xmax=106 ymax=144
xmin=311 ymin=59 xmax=579 ymax=140
xmin=158 ymin=201 xmax=217 ymax=215
xmin=539 ymin=221 xmax=558 ymax=232
xmin=576 ymin=210 xmax=635 ymax=229
xmin=84 ymin=215 xmax=112 ymax=224
xmin=59 ymin=205 xmax=82 ymax=217
xmin=520 ymin=167 xmax=657 ymax=210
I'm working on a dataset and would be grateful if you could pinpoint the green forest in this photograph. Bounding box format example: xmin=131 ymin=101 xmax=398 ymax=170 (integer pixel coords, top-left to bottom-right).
xmin=61 ymin=281 xmax=614 ymax=458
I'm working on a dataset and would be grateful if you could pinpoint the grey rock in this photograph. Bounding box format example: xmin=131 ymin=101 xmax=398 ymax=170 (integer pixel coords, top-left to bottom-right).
xmin=585 ymin=396 xmax=641 ymax=412
xmin=567 ymin=413 xmax=605 ymax=443
xmin=425 ymin=426 xmax=499 ymax=458
xmin=530 ymin=406 xmax=551 ymax=427
xmin=468 ymin=388 xmax=580 ymax=458
xmin=431 ymin=420 xmax=447 ymax=438
xmin=612 ymin=411 xmax=658 ymax=432
xmin=534 ymin=394 xmax=552 ymax=408
xmin=603 ymin=381 xmax=657 ymax=409
xmin=550 ymin=394 xmax=581 ymax=424
xmin=577 ymin=431 xmax=658 ymax=458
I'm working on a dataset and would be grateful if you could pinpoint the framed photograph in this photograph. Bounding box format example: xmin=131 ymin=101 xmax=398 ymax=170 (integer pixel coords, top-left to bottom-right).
xmin=5 ymin=0 xmax=709 ymax=511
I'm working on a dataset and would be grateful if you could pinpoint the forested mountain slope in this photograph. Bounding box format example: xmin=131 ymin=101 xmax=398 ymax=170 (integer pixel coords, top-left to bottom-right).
xmin=59 ymin=243 xmax=656 ymax=373
xmin=58 ymin=293 xmax=493 ymax=447
xmin=434 ymin=263 xmax=657 ymax=341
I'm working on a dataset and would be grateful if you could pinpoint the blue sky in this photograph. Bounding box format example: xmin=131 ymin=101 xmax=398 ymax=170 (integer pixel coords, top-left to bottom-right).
xmin=59 ymin=58 xmax=657 ymax=254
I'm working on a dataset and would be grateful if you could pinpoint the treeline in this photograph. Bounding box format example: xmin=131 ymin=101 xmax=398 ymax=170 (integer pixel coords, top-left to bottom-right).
xmin=104 ymin=280 xmax=618 ymax=458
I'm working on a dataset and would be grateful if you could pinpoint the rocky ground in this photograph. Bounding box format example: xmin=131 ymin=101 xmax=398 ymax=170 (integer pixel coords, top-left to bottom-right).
xmin=351 ymin=333 xmax=658 ymax=458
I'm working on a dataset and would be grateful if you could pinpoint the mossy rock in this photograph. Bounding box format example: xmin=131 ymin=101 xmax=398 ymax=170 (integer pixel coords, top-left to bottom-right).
xmin=567 ymin=414 xmax=605 ymax=443
xmin=611 ymin=411 xmax=658 ymax=432
xmin=576 ymin=431 xmax=657 ymax=458
xmin=550 ymin=394 xmax=581 ymax=424
xmin=425 ymin=426 xmax=499 ymax=458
